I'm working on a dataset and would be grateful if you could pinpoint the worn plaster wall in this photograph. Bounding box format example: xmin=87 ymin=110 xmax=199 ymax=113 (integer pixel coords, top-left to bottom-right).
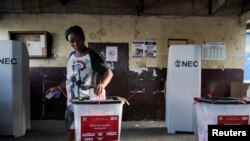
xmin=0 ymin=13 xmax=246 ymax=120
xmin=0 ymin=13 xmax=246 ymax=69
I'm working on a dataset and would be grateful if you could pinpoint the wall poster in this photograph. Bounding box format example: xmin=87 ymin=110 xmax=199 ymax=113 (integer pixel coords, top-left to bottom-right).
xmin=132 ymin=40 xmax=157 ymax=58
xmin=202 ymin=42 xmax=226 ymax=60
xmin=9 ymin=31 xmax=50 ymax=58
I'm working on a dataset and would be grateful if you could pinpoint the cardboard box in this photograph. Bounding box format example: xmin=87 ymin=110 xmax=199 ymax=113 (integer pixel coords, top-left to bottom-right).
xmin=230 ymin=82 xmax=250 ymax=98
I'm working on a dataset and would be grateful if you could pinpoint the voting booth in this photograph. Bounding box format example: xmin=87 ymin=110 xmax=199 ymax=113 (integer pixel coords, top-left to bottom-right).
xmin=166 ymin=45 xmax=201 ymax=133
xmin=0 ymin=40 xmax=30 ymax=137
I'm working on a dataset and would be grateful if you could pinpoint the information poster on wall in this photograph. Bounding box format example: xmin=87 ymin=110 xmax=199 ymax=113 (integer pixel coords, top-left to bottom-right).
xmin=145 ymin=41 xmax=156 ymax=58
xmin=202 ymin=42 xmax=226 ymax=60
xmin=132 ymin=41 xmax=144 ymax=58
xmin=132 ymin=40 xmax=157 ymax=58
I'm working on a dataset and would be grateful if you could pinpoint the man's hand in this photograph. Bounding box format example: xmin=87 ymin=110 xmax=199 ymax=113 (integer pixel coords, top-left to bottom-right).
xmin=95 ymin=83 xmax=105 ymax=96
xmin=46 ymin=87 xmax=56 ymax=94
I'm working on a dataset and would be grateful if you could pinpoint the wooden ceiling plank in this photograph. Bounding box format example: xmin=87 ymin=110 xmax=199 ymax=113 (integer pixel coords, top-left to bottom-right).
xmin=211 ymin=0 xmax=226 ymax=14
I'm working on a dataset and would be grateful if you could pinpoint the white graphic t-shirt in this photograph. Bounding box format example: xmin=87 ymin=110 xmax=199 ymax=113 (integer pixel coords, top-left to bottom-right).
xmin=66 ymin=50 xmax=108 ymax=111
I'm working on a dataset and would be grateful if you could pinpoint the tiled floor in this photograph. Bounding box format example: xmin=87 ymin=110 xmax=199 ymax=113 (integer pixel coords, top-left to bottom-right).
xmin=0 ymin=120 xmax=198 ymax=141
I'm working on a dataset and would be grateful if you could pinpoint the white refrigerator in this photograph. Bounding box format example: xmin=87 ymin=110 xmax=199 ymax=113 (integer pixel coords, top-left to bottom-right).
xmin=166 ymin=45 xmax=201 ymax=134
xmin=0 ymin=40 xmax=30 ymax=137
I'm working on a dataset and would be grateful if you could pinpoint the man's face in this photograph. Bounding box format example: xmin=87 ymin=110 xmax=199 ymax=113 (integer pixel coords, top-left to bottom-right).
xmin=67 ymin=33 xmax=84 ymax=52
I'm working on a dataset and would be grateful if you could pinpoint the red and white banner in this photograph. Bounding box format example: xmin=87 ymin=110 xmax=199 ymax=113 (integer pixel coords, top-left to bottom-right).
xmin=217 ymin=115 xmax=249 ymax=125
xmin=81 ymin=115 xmax=119 ymax=141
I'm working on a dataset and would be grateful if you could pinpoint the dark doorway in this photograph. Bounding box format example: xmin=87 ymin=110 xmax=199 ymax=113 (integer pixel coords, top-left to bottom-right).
xmin=88 ymin=43 xmax=129 ymax=120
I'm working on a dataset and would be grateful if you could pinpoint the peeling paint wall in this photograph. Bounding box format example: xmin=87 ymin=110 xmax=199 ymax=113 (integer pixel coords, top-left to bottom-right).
xmin=1 ymin=13 xmax=246 ymax=120
xmin=129 ymin=67 xmax=148 ymax=75
xmin=0 ymin=14 xmax=246 ymax=69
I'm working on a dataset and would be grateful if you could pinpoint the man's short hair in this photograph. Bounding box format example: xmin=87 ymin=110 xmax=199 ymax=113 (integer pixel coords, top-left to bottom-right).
xmin=65 ymin=25 xmax=85 ymax=41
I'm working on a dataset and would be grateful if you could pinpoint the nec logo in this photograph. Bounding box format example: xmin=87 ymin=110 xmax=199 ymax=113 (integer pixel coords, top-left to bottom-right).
xmin=174 ymin=59 xmax=198 ymax=67
xmin=0 ymin=58 xmax=18 ymax=65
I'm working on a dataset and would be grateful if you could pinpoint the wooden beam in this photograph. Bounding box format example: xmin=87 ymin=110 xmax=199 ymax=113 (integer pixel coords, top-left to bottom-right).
xmin=211 ymin=0 xmax=226 ymax=14
xmin=240 ymin=10 xmax=250 ymax=25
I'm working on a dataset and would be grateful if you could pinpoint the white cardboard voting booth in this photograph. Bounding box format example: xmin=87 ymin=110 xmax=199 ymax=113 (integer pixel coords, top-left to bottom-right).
xmin=166 ymin=45 xmax=201 ymax=133
xmin=0 ymin=40 xmax=30 ymax=137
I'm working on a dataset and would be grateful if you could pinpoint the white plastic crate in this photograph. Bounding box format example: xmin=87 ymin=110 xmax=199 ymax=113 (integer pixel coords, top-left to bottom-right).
xmin=72 ymin=97 xmax=124 ymax=141
xmin=194 ymin=97 xmax=250 ymax=141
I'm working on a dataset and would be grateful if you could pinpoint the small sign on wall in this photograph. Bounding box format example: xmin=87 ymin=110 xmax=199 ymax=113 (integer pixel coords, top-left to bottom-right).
xmin=106 ymin=46 xmax=118 ymax=62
